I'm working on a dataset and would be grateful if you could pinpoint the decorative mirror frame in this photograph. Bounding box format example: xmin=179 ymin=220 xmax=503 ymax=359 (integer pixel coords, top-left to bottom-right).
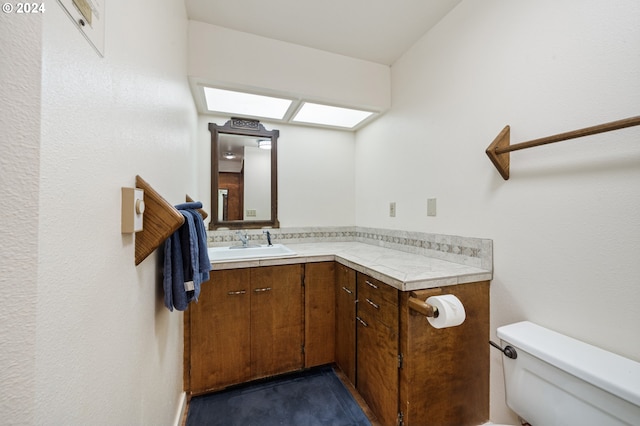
xmin=209 ymin=118 xmax=279 ymax=230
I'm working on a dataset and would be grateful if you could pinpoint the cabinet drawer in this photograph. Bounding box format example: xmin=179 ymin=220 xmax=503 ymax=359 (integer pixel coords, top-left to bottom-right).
xmin=357 ymin=274 xmax=398 ymax=329
xmin=358 ymin=291 xmax=398 ymax=329
xmin=357 ymin=273 xmax=397 ymax=305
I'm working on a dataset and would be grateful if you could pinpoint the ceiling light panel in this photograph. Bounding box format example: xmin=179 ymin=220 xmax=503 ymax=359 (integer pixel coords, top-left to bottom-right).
xmin=292 ymin=102 xmax=374 ymax=128
xmin=204 ymin=87 xmax=293 ymax=120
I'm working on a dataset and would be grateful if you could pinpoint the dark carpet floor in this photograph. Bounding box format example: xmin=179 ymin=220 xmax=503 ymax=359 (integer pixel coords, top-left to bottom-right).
xmin=186 ymin=366 xmax=371 ymax=426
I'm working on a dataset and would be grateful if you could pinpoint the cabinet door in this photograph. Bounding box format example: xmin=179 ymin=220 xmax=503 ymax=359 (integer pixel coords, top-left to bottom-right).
xmin=189 ymin=269 xmax=251 ymax=393
xmin=399 ymin=281 xmax=490 ymax=426
xmin=304 ymin=262 xmax=336 ymax=368
xmin=356 ymin=273 xmax=399 ymax=426
xmin=335 ymin=263 xmax=356 ymax=384
xmin=250 ymin=264 xmax=304 ymax=379
xmin=356 ymin=311 xmax=399 ymax=426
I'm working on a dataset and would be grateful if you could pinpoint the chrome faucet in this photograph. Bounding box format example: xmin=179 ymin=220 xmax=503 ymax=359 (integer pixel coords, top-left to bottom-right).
xmin=263 ymin=230 xmax=273 ymax=246
xmin=236 ymin=231 xmax=250 ymax=247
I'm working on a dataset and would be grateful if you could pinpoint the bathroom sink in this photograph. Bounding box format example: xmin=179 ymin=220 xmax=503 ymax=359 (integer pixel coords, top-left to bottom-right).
xmin=208 ymin=244 xmax=297 ymax=261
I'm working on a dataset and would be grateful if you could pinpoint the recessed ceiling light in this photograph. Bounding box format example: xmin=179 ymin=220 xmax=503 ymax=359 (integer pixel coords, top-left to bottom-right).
xmin=203 ymin=87 xmax=292 ymax=120
xmin=292 ymin=102 xmax=374 ymax=129
xmin=223 ymin=152 xmax=236 ymax=159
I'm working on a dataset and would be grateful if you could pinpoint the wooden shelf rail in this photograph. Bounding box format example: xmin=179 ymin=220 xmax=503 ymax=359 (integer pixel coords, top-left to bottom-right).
xmin=135 ymin=175 xmax=185 ymax=265
xmin=486 ymin=115 xmax=640 ymax=180
xmin=186 ymin=194 xmax=208 ymax=220
xmin=133 ymin=176 xmax=210 ymax=265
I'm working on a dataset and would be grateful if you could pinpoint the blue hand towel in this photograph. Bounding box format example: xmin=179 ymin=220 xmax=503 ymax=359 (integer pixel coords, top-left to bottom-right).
xmin=163 ymin=202 xmax=211 ymax=311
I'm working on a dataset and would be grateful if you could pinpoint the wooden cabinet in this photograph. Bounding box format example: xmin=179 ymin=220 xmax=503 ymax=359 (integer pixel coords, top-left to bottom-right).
xmin=356 ymin=273 xmax=399 ymax=426
xmin=186 ymin=264 xmax=304 ymax=394
xmin=335 ymin=263 xmax=357 ymax=384
xmin=250 ymin=265 xmax=304 ymax=379
xmin=188 ymin=268 xmax=251 ymax=393
xmin=399 ymin=281 xmax=490 ymax=426
xmin=185 ymin=261 xmax=489 ymax=426
xmin=303 ymin=262 xmax=335 ymax=368
xmin=352 ymin=272 xmax=490 ymax=426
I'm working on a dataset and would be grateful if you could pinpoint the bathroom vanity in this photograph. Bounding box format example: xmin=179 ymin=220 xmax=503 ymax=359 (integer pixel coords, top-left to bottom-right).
xmin=187 ymin=265 xmax=305 ymax=391
xmin=184 ymin=239 xmax=491 ymax=426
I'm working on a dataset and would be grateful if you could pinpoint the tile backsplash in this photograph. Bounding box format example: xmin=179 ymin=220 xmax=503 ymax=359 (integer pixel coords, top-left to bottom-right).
xmin=355 ymin=227 xmax=492 ymax=270
xmin=208 ymin=226 xmax=492 ymax=270
xmin=208 ymin=226 xmax=355 ymax=245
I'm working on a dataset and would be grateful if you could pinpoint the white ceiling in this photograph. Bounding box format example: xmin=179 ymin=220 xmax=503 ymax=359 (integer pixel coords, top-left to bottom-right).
xmin=184 ymin=0 xmax=462 ymax=66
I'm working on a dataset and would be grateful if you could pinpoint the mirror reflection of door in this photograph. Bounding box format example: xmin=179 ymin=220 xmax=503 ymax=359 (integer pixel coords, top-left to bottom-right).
xmin=218 ymin=166 xmax=244 ymax=221
xmin=217 ymin=189 xmax=231 ymax=221
xmin=217 ymin=134 xmax=270 ymax=222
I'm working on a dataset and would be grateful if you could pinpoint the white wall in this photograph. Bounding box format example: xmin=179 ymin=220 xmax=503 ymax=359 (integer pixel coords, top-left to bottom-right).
xmin=188 ymin=21 xmax=391 ymax=113
xmin=355 ymin=0 xmax=640 ymax=423
xmin=0 ymin=0 xmax=196 ymax=424
xmin=0 ymin=10 xmax=41 ymax=425
xmin=197 ymin=116 xmax=356 ymax=228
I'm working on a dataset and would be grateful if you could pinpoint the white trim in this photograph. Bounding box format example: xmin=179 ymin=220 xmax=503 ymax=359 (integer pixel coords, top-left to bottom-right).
xmin=173 ymin=391 xmax=187 ymax=426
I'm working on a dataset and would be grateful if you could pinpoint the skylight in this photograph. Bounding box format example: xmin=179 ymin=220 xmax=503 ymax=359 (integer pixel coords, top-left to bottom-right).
xmin=198 ymin=85 xmax=379 ymax=130
xmin=204 ymin=87 xmax=293 ymax=120
xmin=292 ymin=102 xmax=374 ymax=129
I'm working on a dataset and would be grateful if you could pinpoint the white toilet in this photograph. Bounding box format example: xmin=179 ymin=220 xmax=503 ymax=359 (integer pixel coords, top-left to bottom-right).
xmin=490 ymin=321 xmax=640 ymax=426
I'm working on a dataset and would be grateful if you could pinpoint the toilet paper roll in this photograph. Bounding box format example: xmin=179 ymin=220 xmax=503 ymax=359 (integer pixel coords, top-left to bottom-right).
xmin=425 ymin=294 xmax=466 ymax=329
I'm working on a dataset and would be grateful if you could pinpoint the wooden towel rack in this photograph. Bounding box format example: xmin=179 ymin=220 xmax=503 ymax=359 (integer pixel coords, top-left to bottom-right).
xmin=135 ymin=176 xmax=184 ymax=265
xmin=133 ymin=176 xmax=209 ymax=265
xmin=186 ymin=194 xmax=208 ymax=221
xmin=486 ymin=115 xmax=640 ymax=180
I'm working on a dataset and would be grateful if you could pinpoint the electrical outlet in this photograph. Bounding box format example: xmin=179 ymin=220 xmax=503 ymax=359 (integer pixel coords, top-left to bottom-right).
xmin=389 ymin=202 xmax=396 ymax=217
xmin=427 ymin=198 xmax=437 ymax=216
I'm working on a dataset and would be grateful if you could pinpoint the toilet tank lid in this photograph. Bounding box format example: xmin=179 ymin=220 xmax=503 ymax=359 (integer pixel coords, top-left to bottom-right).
xmin=497 ymin=321 xmax=640 ymax=407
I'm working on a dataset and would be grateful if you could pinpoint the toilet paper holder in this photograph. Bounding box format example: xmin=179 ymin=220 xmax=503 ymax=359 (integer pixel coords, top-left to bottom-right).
xmin=408 ymin=296 xmax=439 ymax=318
xmin=408 ymin=291 xmax=467 ymax=329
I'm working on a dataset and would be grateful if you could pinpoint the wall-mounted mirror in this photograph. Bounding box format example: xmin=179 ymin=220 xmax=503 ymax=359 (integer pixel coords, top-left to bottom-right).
xmin=209 ymin=118 xmax=279 ymax=230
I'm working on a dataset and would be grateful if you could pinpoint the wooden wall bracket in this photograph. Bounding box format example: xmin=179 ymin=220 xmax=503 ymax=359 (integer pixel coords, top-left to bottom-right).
xmin=485 ymin=125 xmax=511 ymax=180
xmin=486 ymin=115 xmax=640 ymax=180
xmin=186 ymin=194 xmax=208 ymax=220
xmin=134 ymin=175 xmax=184 ymax=265
xmin=408 ymin=288 xmax=443 ymax=317
xmin=132 ymin=178 xmax=210 ymax=265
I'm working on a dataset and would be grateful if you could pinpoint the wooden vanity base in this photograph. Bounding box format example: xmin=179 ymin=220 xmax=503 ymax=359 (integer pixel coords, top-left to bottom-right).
xmin=184 ymin=262 xmax=489 ymax=426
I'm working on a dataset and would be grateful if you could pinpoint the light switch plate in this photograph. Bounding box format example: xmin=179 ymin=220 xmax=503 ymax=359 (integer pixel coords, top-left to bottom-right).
xmin=121 ymin=187 xmax=145 ymax=233
xmin=389 ymin=202 xmax=396 ymax=217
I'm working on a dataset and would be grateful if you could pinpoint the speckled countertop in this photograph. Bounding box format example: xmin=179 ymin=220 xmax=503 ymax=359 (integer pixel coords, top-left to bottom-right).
xmin=209 ymin=242 xmax=492 ymax=292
